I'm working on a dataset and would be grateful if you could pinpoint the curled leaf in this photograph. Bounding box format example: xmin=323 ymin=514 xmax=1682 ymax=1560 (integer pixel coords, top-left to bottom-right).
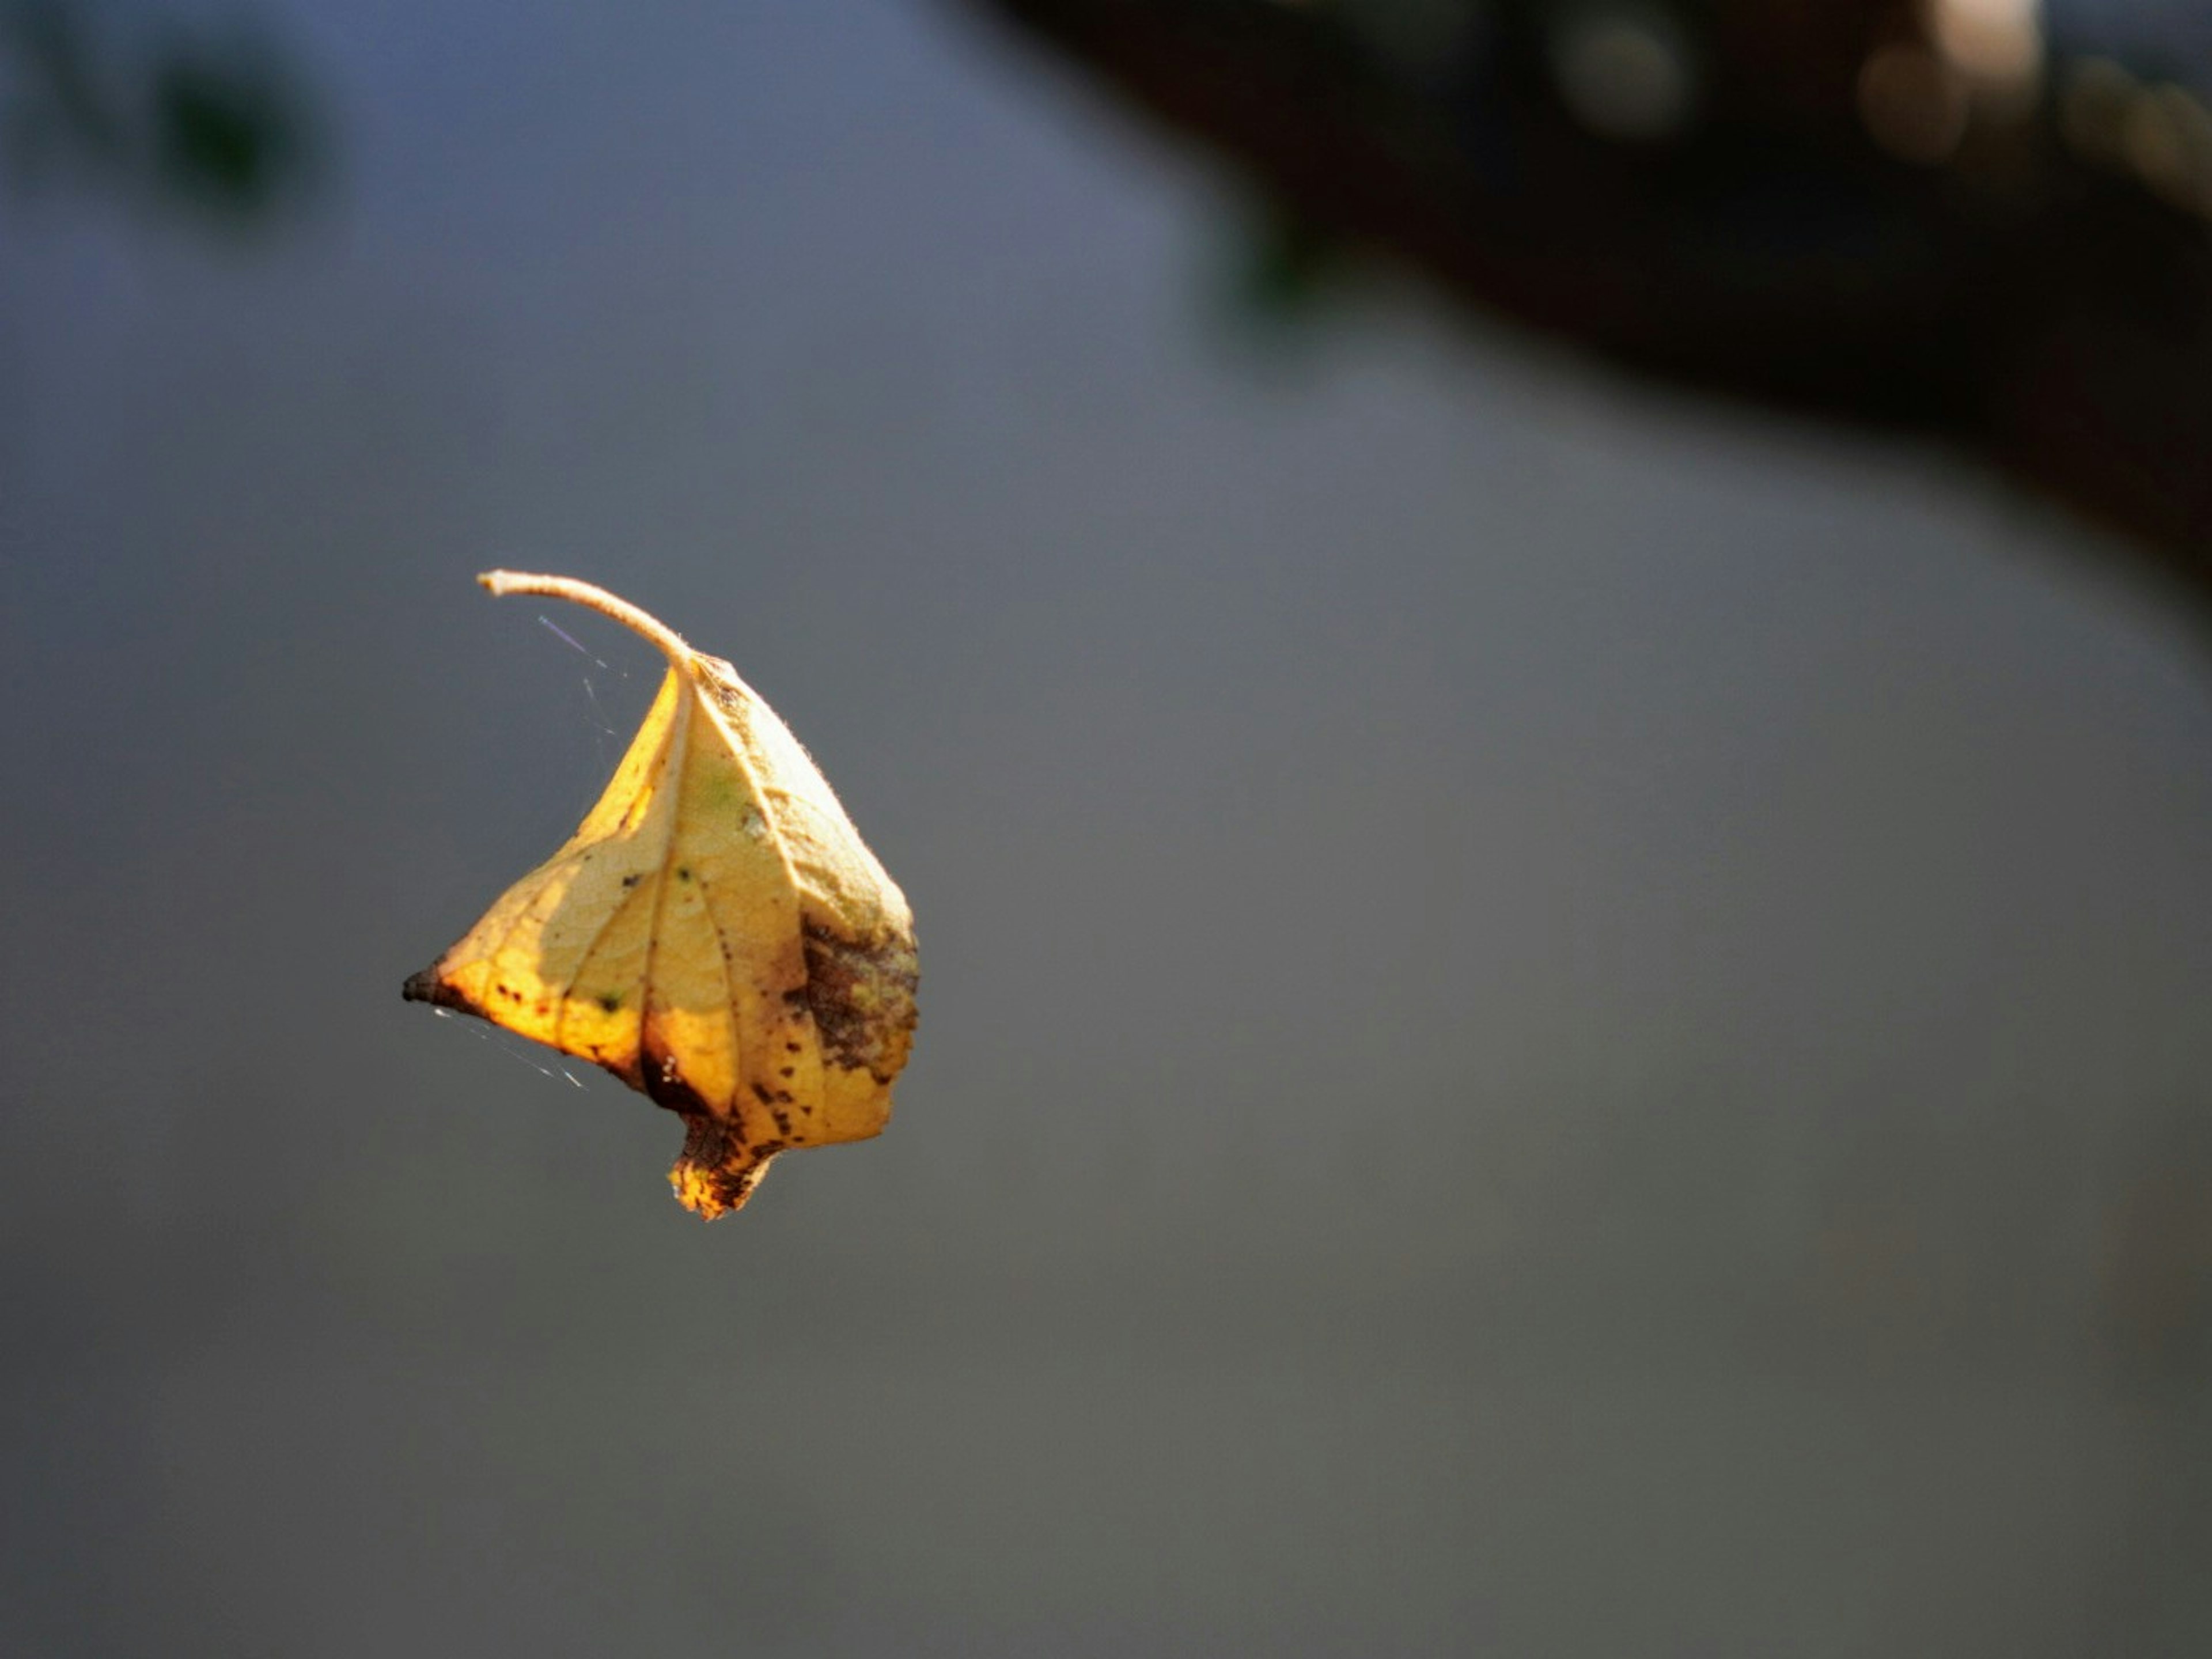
xmin=404 ymin=572 xmax=918 ymax=1218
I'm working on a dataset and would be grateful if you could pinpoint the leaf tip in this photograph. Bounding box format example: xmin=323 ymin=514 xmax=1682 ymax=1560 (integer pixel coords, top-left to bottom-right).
xmin=670 ymin=1115 xmax=777 ymax=1220
xmin=400 ymin=963 xmax=470 ymax=1012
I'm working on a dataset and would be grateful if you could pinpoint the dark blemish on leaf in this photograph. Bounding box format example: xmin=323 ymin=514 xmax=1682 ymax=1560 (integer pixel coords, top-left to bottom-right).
xmin=751 ymin=1082 xmax=775 ymax=1105
xmin=641 ymin=1041 xmax=714 ymax=1119
xmin=597 ymin=991 xmax=623 ymax=1013
xmin=699 ymin=662 xmax=751 ymax=719
xmin=778 ymin=1066 xmax=795 ymax=1079
xmin=786 ymin=1041 xmax=802 ymax=1054
xmin=676 ymin=866 xmax=692 ymax=882
xmin=622 ymin=874 xmax=641 ymax=889
xmin=801 ymin=920 xmax=920 ymax=1083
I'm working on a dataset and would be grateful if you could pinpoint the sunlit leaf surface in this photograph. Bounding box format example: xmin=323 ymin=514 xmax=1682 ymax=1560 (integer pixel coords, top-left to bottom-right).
xmin=406 ymin=572 xmax=918 ymax=1218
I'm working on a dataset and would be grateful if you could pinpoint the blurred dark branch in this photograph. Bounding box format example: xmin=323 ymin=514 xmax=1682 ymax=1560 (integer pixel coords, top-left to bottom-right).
xmin=965 ymin=0 xmax=2212 ymax=626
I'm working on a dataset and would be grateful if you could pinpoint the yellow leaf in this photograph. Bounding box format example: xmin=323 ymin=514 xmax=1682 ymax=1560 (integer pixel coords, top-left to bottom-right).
xmin=404 ymin=571 xmax=918 ymax=1219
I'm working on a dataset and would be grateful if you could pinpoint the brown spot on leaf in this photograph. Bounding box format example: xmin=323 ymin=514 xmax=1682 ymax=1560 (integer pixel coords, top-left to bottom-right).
xmin=642 ymin=1041 xmax=716 ymax=1120
xmin=801 ymin=920 xmax=919 ymax=1084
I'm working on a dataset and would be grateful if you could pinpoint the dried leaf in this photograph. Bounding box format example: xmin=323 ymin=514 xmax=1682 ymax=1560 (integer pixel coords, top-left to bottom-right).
xmin=404 ymin=572 xmax=918 ymax=1218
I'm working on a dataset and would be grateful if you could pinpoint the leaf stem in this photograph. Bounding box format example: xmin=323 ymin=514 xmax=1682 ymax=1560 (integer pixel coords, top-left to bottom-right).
xmin=477 ymin=570 xmax=694 ymax=665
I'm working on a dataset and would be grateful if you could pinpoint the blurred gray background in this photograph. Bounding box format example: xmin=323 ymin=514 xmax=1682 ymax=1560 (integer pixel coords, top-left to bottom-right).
xmin=3 ymin=1 xmax=2211 ymax=1654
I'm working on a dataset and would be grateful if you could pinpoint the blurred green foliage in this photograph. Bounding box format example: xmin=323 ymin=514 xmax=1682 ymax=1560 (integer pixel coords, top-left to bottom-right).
xmin=1231 ymin=200 xmax=1351 ymax=322
xmin=2 ymin=0 xmax=321 ymax=224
